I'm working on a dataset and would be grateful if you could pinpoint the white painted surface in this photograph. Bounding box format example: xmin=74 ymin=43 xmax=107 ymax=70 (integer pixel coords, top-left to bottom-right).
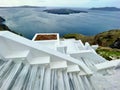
xmin=67 ymin=65 xmax=80 ymax=72
xmin=0 ymin=31 xmax=93 ymax=74
xmin=91 ymin=45 xmax=99 ymax=50
xmin=50 ymin=61 xmax=67 ymax=69
xmin=29 ymin=56 xmax=50 ymax=65
xmin=5 ymin=50 xmax=29 ymax=59
xmin=95 ymin=60 xmax=120 ymax=70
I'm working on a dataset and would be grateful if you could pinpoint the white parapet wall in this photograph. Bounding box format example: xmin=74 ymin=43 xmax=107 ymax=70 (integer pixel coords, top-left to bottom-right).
xmin=32 ymin=33 xmax=60 ymax=50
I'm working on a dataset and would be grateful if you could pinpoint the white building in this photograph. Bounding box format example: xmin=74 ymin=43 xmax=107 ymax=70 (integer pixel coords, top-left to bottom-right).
xmin=0 ymin=31 xmax=120 ymax=90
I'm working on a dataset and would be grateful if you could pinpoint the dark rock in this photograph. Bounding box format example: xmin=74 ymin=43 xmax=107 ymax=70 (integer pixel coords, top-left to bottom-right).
xmin=0 ymin=17 xmax=23 ymax=36
xmin=0 ymin=16 xmax=10 ymax=31
xmin=0 ymin=24 xmax=11 ymax=30
xmin=0 ymin=16 xmax=5 ymax=23
xmin=110 ymin=38 xmax=120 ymax=49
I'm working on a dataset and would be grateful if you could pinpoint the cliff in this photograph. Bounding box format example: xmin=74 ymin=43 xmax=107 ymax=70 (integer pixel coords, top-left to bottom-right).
xmin=0 ymin=16 xmax=22 ymax=36
xmin=94 ymin=30 xmax=120 ymax=47
xmin=63 ymin=29 xmax=120 ymax=48
xmin=0 ymin=16 xmax=11 ymax=31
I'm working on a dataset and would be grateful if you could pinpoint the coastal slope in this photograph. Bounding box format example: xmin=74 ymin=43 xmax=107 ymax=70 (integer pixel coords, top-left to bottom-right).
xmin=0 ymin=16 xmax=22 ymax=35
xmin=0 ymin=16 xmax=11 ymax=31
xmin=63 ymin=29 xmax=120 ymax=47
xmin=63 ymin=29 xmax=120 ymax=60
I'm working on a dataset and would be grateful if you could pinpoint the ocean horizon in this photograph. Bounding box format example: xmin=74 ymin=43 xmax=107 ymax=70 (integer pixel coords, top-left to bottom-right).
xmin=0 ymin=7 xmax=120 ymax=39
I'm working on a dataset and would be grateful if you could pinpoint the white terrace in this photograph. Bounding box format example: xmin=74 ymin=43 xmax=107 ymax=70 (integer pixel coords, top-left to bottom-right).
xmin=0 ymin=31 xmax=120 ymax=90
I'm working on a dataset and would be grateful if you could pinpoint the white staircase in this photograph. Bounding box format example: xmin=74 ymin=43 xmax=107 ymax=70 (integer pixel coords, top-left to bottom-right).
xmin=1 ymin=31 xmax=120 ymax=90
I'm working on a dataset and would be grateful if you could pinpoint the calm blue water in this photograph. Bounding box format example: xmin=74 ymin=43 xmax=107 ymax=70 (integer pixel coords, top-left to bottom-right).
xmin=0 ymin=8 xmax=120 ymax=39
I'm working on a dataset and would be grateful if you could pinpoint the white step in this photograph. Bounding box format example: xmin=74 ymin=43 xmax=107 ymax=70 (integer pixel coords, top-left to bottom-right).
xmin=5 ymin=50 xmax=29 ymax=60
xmin=42 ymin=68 xmax=51 ymax=90
xmin=67 ymin=65 xmax=80 ymax=73
xmin=0 ymin=63 xmax=22 ymax=90
xmin=95 ymin=60 xmax=120 ymax=71
xmin=0 ymin=60 xmax=13 ymax=77
xmin=11 ymin=65 xmax=30 ymax=90
xmin=79 ymin=70 xmax=87 ymax=76
xmin=57 ymin=46 xmax=67 ymax=54
xmin=25 ymin=65 xmax=38 ymax=90
xmin=28 ymin=56 xmax=50 ymax=65
xmin=50 ymin=61 xmax=67 ymax=69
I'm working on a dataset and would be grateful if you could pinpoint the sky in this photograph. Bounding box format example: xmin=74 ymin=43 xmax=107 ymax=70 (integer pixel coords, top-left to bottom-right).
xmin=0 ymin=0 xmax=120 ymax=8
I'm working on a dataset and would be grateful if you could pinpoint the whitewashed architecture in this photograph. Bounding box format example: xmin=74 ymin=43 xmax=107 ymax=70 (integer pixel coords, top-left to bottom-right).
xmin=0 ymin=31 xmax=120 ymax=90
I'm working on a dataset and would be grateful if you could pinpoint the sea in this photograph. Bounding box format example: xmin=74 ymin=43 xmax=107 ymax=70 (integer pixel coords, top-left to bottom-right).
xmin=0 ymin=7 xmax=120 ymax=39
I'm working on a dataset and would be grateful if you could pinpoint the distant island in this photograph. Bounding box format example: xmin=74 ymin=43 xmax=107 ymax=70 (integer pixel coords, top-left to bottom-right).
xmin=15 ymin=5 xmax=46 ymax=8
xmin=0 ymin=5 xmax=46 ymax=8
xmin=89 ymin=7 xmax=120 ymax=11
xmin=43 ymin=9 xmax=88 ymax=15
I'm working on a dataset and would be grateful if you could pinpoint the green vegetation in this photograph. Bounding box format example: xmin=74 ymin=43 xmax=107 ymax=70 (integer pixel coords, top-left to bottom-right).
xmin=94 ymin=29 xmax=120 ymax=47
xmin=63 ymin=29 xmax=120 ymax=47
xmin=63 ymin=33 xmax=85 ymax=40
xmin=96 ymin=47 xmax=120 ymax=60
xmin=63 ymin=33 xmax=94 ymax=44
xmin=63 ymin=30 xmax=120 ymax=61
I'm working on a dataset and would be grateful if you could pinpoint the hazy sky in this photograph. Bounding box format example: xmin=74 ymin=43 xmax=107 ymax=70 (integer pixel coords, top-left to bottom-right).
xmin=0 ymin=0 xmax=120 ymax=7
